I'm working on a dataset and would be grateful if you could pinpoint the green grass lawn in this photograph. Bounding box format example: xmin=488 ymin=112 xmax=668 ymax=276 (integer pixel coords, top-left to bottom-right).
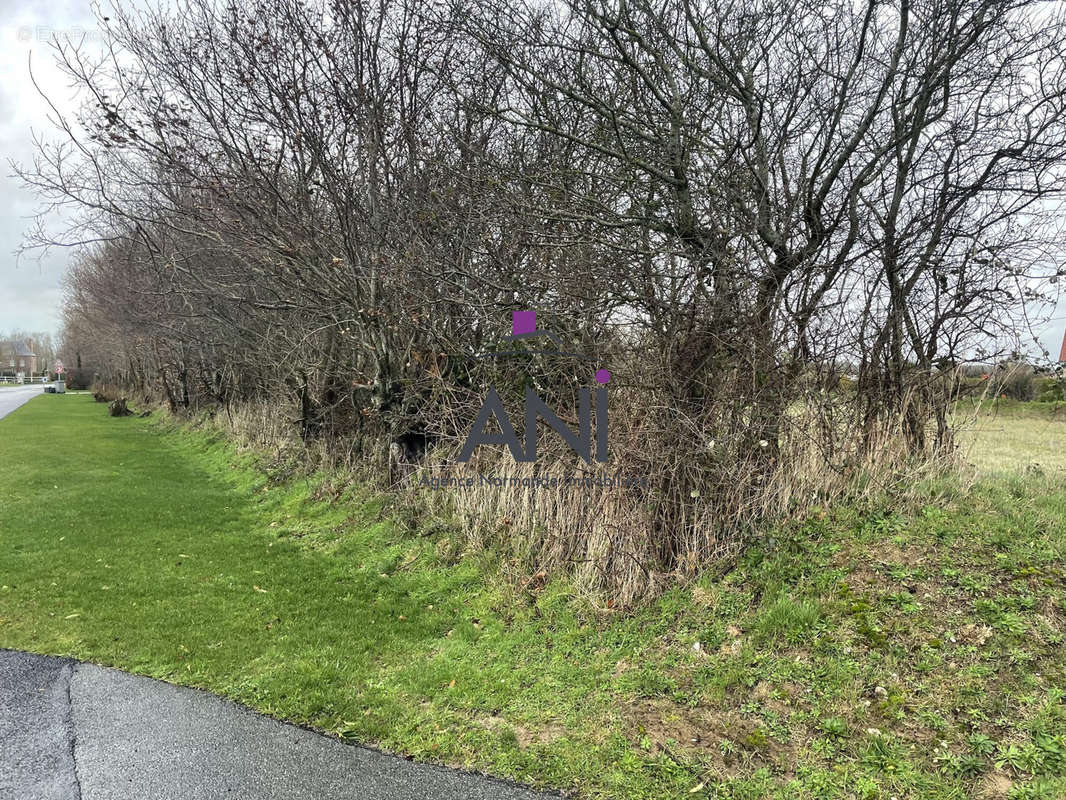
xmin=2 ymin=395 xmax=1066 ymax=799
xmin=958 ymin=399 xmax=1066 ymax=479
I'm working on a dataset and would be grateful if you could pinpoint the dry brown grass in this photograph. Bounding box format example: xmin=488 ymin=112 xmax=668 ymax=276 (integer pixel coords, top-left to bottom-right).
xmin=408 ymin=386 xmax=955 ymax=607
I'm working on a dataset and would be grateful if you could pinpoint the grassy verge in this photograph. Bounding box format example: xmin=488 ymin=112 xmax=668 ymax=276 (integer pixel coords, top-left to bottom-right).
xmin=2 ymin=395 xmax=1066 ymax=799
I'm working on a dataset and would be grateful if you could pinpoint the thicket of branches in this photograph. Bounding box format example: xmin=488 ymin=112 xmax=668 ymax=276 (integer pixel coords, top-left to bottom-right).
xmin=20 ymin=0 xmax=1066 ymax=601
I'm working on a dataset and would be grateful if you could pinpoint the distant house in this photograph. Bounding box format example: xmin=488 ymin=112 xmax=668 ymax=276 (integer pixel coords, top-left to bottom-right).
xmin=0 ymin=340 xmax=37 ymax=376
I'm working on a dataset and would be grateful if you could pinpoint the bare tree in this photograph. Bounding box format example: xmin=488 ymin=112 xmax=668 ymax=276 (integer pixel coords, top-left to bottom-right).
xmin=19 ymin=0 xmax=1066 ymax=602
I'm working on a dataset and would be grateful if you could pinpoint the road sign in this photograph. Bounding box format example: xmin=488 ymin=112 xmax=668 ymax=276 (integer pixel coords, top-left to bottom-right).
xmin=54 ymin=360 xmax=64 ymax=375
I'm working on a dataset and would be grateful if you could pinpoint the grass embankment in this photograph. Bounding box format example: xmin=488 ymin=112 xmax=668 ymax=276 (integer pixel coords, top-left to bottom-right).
xmin=2 ymin=395 xmax=1066 ymax=799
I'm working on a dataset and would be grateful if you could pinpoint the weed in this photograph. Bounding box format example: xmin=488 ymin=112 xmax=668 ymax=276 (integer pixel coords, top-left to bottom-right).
xmin=755 ymin=596 xmax=822 ymax=644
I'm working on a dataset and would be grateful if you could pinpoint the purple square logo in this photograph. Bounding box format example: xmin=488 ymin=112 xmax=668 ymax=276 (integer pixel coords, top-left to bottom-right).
xmin=512 ymin=310 xmax=537 ymax=336
xmin=457 ymin=309 xmax=612 ymax=465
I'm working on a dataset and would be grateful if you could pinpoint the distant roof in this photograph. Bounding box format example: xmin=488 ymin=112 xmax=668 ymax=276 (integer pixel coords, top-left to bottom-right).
xmin=0 ymin=340 xmax=35 ymax=357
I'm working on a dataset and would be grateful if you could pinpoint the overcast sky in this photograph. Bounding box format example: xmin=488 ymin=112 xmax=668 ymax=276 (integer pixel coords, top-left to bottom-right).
xmin=0 ymin=0 xmax=1064 ymax=358
xmin=0 ymin=0 xmax=101 ymax=337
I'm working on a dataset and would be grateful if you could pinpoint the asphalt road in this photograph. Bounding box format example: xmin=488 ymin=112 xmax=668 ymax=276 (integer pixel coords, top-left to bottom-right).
xmin=0 ymin=384 xmax=45 ymax=420
xmin=0 ymin=650 xmax=560 ymax=800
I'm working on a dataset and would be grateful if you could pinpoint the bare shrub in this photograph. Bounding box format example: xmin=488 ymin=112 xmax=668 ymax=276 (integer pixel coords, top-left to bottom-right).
xmin=16 ymin=0 xmax=1066 ymax=603
xmin=410 ymin=363 xmax=958 ymax=606
xmin=988 ymin=362 xmax=1036 ymax=402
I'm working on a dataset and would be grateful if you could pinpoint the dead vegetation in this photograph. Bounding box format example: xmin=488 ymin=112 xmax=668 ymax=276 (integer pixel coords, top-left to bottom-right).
xmin=22 ymin=0 xmax=1066 ymax=604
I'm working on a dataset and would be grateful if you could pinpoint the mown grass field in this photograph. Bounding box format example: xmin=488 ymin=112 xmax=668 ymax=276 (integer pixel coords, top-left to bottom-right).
xmin=2 ymin=395 xmax=1066 ymax=799
xmin=959 ymin=398 xmax=1066 ymax=478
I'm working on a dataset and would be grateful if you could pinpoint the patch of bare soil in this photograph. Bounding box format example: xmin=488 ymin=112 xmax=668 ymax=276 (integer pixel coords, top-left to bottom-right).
xmin=479 ymin=714 xmax=566 ymax=748
xmin=979 ymin=771 xmax=1013 ymax=799
xmin=623 ymin=696 xmax=799 ymax=774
